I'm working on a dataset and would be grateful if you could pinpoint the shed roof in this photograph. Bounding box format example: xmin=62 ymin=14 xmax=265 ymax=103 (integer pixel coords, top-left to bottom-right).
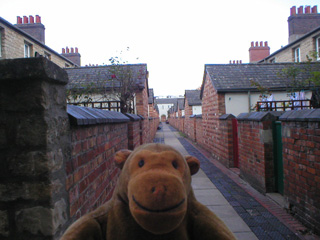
xmin=185 ymin=90 xmax=202 ymax=106
xmin=66 ymin=64 xmax=148 ymax=91
xmin=201 ymin=63 xmax=320 ymax=97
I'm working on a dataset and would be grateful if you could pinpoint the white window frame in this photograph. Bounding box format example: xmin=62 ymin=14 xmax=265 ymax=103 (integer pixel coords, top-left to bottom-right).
xmin=316 ymin=36 xmax=320 ymax=61
xmin=294 ymin=47 xmax=300 ymax=63
xmin=24 ymin=42 xmax=32 ymax=58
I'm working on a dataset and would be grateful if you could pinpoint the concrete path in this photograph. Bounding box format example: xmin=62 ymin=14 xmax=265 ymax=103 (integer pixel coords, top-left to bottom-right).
xmin=155 ymin=123 xmax=257 ymax=240
xmin=154 ymin=123 xmax=313 ymax=240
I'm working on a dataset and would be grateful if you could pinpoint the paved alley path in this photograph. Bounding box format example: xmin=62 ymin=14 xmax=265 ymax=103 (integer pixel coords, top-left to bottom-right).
xmin=153 ymin=123 xmax=309 ymax=240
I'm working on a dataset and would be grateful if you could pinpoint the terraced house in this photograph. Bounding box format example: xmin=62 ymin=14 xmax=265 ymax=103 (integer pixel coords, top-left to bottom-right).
xmin=0 ymin=15 xmax=79 ymax=68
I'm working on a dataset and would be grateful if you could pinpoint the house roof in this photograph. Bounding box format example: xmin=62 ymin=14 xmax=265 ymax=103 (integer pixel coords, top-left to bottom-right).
xmin=0 ymin=17 xmax=76 ymax=66
xmin=177 ymin=98 xmax=185 ymax=110
xmin=201 ymin=63 xmax=320 ymax=97
xmin=155 ymin=98 xmax=180 ymax=105
xmin=66 ymin=64 xmax=148 ymax=92
xmin=259 ymin=26 xmax=320 ymax=62
xmin=185 ymin=90 xmax=202 ymax=106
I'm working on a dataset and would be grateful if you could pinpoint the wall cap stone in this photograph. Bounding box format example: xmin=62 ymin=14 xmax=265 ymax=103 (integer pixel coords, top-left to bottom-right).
xmin=67 ymin=105 xmax=130 ymax=126
xmin=219 ymin=114 xmax=235 ymax=120
xmin=237 ymin=111 xmax=282 ymax=121
xmin=124 ymin=113 xmax=141 ymax=121
xmin=279 ymin=109 xmax=320 ymax=122
xmin=0 ymin=58 xmax=68 ymax=85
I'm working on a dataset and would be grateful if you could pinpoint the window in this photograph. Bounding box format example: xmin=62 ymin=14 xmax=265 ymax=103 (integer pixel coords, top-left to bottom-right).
xmin=294 ymin=47 xmax=300 ymax=62
xmin=24 ymin=42 xmax=32 ymax=58
xmin=316 ymin=36 xmax=320 ymax=61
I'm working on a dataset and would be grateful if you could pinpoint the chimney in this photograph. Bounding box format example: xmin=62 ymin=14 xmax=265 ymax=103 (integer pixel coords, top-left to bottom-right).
xmin=288 ymin=5 xmax=320 ymax=43
xmin=249 ymin=41 xmax=270 ymax=63
xmin=15 ymin=15 xmax=45 ymax=44
xmin=61 ymin=46 xmax=81 ymax=66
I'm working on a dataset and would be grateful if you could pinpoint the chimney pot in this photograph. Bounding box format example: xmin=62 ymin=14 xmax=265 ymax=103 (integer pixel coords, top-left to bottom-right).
xmin=264 ymin=41 xmax=268 ymax=47
xmin=236 ymin=60 xmax=239 ymax=64
xmin=251 ymin=41 xmax=254 ymax=47
xmin=29 ymin=15 xmax=34 ymax=24
xmin=305 ymin=6 xmax=311 ymax=14
xmin=17 ymin=16 xmax=22 ymax=24
xmin=260 ymin=41 xmax=263 ymax=47
xmin=75 ymin=47 xmax=78 ymax=53
xmin=290 ymin=6 xmax=296 ymax=16
xmin=312 ymin=6 xmax=318 ymax=13
xmin=255 ymin=41 xmax=258 ymax=47
xmin=298 ymin=6 xmax=303 ymax=14
xmin=71 ymin=47 xmax=74 ymax=53
xmin=66 ymin=47 xmax=70 ymax=53
xmin=62 ymin=48 xmax=65 ymax=54
xmin=23 ymin=16 xmax=28 ymax=24
xmin=229 ymin=60 xmax=232 ymax=64
xmin=36 ymin=15 xmax=41 ymax=23
xmin=233 ymin=60 xmax=235 ymax=64
xmin=240 ymin=60 xmax=242 ymax=64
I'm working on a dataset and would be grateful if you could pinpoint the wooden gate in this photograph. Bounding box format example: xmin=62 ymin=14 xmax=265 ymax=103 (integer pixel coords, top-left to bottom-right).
xmin=232 ymin=118 xmax=239 ymax=168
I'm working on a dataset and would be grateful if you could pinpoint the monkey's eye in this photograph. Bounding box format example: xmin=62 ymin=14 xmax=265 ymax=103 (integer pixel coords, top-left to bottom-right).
xmin=172 ymin=160 xmax=178 ymax=169
xmin=138 ymin=159 xmax=145 ymax=167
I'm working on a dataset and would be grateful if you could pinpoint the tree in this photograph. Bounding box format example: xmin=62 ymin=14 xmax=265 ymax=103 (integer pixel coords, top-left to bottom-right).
xmin=66 ymin=48 xmax=144 ymax=114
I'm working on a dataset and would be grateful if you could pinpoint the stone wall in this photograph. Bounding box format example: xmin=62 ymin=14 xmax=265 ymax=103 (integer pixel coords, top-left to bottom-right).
xmin=280 ymin=109 xmax=320 ymax=234
xmin=0 ymin=58 xmax=70 ymax=239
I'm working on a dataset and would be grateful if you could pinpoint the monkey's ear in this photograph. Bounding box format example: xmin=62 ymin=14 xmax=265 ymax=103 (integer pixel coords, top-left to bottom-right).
xmin=114 ymin=149 xmax=132 ymax=169
xmin=185 ymin=156 xmax=200 ymax=175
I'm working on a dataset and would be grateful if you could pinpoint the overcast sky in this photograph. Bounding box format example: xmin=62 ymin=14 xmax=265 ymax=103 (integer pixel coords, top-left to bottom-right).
xmin=1 ymin=0 xmax=319 ymax=97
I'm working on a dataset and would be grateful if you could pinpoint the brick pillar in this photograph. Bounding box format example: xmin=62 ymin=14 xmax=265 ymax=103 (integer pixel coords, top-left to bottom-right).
xmin=0 ymin=58 xmax=70 ymax=239
xmin=237 ymin=112 xmax=278 ymax=193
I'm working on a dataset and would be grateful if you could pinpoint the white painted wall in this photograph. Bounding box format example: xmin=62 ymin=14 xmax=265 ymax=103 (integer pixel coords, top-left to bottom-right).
xmin=192 ymin=105 xmax=202 ymax=115
xmin=225 ymin=91 xmax=312 ymax=116
xmin=158 ymin=103 xmax=174 ymax=118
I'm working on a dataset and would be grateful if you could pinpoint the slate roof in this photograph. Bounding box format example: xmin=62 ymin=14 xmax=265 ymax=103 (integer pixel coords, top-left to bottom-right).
xmin=66 ymin=64 xmax=148 ymax=91
xmin=155 ymin=98 xmax=180 ymax=105
xmin=202 ymin=63 xmax=320 ymax=96
xmin=185 ymin=90 xmax=202 ymax=106
xmin=177 ymin=98 xmax=185 ymax=110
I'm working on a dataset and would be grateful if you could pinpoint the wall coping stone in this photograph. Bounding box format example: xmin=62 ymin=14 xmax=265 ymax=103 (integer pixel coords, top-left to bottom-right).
xmin=219 ymin=114 xmax=235 ymax=120
xmin=137 ymin=114 xmax=145 ymax=120
xmin=0 ymin=58 xmax=68 ymax=84
xmin=125 ymin=113 xmax=141 ymax=121
xmin=237 ymin=111 xmax=282 ymax=121
xmin=279 ymin=109 xmax=320 ymax=122
xmin=67 ymin=105 xmax=129 ymax=126
xmin=195 ymin=114 xmax=202 ymax=118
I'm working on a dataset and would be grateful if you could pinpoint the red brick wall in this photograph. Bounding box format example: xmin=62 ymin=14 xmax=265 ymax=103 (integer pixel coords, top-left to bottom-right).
xmin=128 ymin=120 xmax=141 ymax=150
xmin=201 ymin=73 xmax=226 ymax=158
xmin=282 ymin=120 xmax=320 ymax=234
xmin=195 ymin=117 xmax=203 ymax=145
xmin=237 ymin=116 xmax=275 ymax=193
xmin=135 ymin=81 xmax=149 ymax=144
xmin=184 ymin=99 xmax=194 ymax=139
xmin=66 ymin=123 xmax=128 ymax=220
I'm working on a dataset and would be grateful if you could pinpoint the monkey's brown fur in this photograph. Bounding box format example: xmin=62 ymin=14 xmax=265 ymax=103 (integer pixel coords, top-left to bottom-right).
xmin=61 ymin=143 xmax=236 ymax=240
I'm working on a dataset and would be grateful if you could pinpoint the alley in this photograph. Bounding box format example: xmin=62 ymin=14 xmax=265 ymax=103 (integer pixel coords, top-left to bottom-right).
xmin=154 ymin=123 xmax=314 ymax=240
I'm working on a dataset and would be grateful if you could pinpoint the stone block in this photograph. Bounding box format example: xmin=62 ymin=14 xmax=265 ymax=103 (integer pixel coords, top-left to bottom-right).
xmin=0 ymin=210 xmax=9 ymax=237
xmin=16 ymin=206 xmax=53 ymax=236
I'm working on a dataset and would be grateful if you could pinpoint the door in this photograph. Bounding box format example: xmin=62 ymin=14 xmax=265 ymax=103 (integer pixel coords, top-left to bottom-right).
xmin=273 ymin=121 xmax=284 ymax=194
